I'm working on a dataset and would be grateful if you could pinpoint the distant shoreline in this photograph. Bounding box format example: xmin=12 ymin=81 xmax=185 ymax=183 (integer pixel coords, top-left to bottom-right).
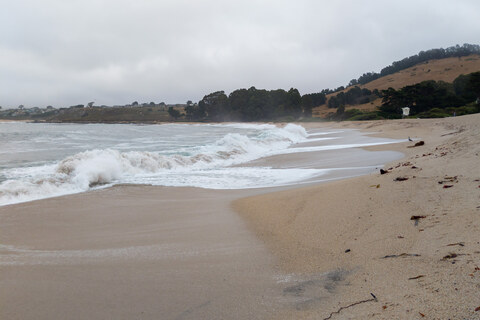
xmin=0 ymin=119 xmax=29 ymax=123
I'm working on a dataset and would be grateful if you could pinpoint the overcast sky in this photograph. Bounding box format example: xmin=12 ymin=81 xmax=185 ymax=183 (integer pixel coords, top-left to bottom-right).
xmin=1 ymin=0 xmax=479 ymax=108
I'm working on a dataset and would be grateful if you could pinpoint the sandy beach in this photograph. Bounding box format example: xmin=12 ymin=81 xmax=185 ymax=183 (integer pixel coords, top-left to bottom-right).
xmin=0 ymin=186 xmax=290 ymax=320
xmin=1 ymin=114 xmax=479 ymax=319
xmin=235 ymin=114 xmax=480 ymax=319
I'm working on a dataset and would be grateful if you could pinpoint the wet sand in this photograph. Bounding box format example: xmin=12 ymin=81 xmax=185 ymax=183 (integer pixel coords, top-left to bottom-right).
xmin=1 ymin=128 xmax=396 ymax=320
xmin=1 ymin=115 xmax=480 ymax=319
xmin=0 ymin=186 xmax=285 ymax=320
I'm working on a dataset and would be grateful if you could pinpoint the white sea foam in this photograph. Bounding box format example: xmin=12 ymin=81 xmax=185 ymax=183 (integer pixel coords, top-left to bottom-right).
xmin=0 ymin=123 xmax=402 ymax=206
xmin=0 ymin=123 xmax=316 ymax=205
xmin=286 ymin=141 xmax=398 ymax=154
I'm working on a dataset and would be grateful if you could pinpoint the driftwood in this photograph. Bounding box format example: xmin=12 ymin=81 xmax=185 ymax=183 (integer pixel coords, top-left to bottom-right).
xmin=442 ymin=253 xmax=458 ymax=260
xmin=382 ymin=253 xmax=420 ymax=259
xmin=407 ymin=141 xmax=425 ymax=148
xmin=410 ymin=215 xmax=426 ymax=220
xmin=411 ymin=215 xmax=426 ymax=226
xmin=446 ymin=242 xmax=465 ymax=247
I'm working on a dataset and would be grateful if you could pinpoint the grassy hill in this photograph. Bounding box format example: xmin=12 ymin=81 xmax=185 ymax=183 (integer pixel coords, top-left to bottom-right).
xmin=313 ymin=54 xmax=480 ymax=118
xmin=46 ymin=106 xmax=173 ymax=123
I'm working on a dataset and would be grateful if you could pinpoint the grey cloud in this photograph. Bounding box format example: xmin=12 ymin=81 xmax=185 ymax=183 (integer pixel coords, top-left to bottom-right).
xmin=1 ymin=0 xmax=479 ymax=107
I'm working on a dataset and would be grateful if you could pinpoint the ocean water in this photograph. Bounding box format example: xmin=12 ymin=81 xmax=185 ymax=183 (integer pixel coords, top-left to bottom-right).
xmin=0 ymin=122 xmax=402 ymax=206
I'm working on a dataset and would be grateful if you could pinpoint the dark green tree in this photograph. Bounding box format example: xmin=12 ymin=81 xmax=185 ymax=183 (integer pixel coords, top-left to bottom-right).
xmin=286 ymin=88 xmax=302 ymax=117
xmin=456 ymin=72 xmax=480 ymax=102
xmin=379 ymin=87 xmax=409 ymax=117
xmin=245 ymin=87 xmax=270 ymax=121
xmin=380 ymin=80 xmax=465 ymax=117
xmin=184 ymin=103 xmax=205 ymax=121
xmin=229 ymin=88 xmax=250 ymax=121
xmin=267 ymin=89 xmax=289 ymax=118
xmin=199 ymin=91 xmax=229 ymax=121
xmin=167 ymin=107 xmax=181 ymax=120
xmin=301 ymin=94 xmax=314 ymax=117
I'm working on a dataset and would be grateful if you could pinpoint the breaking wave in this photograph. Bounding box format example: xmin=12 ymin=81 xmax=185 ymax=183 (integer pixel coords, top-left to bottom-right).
xmin=0 ymin=124 xmax=313 ymax=205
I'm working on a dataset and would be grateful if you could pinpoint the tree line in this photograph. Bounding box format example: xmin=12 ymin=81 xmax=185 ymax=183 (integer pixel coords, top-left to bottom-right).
xmin=183 ymin=87 xmax=326 ymax=121
xmin=327 ymin=86 xmax=380 ymax=108
xmin=175 ymin=44 xmax=479 ymax=122
xmin=181 ymin=70 xmax=479 ymax=122
xmin=378 ymin=71 xmax=480 ymax=118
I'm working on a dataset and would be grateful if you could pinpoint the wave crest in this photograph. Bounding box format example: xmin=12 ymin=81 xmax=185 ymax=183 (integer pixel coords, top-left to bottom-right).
xmin=0 ymin=124 xmax=308 ymax=205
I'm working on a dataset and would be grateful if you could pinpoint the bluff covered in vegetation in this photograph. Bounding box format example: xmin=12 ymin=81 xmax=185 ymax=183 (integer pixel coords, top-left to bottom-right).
xmin=349 ymin=43 xmax=480 ymax=86
xmin=326 ymin=71 xmax=480 ymax=121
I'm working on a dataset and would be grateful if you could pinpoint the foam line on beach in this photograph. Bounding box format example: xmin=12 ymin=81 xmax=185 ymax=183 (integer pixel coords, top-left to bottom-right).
xmin=285 ymin=140 xmax=401 ymax=154
xmin=0 ymin=242 xmax=257 ymax=266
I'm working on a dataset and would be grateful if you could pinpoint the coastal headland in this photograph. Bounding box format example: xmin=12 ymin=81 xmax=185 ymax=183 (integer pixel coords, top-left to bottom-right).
xmin=1 ymin=114 xmax=479 ymax=319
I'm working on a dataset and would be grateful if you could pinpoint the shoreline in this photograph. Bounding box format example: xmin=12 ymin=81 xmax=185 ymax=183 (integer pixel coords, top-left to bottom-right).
xmin=0 ymin=125 xmax=400 ymax=319
xmin=234 ymin=114 xmax=480 ymax=318
xmin=1 ymin=115 xmax=479 ymax=319
xmin=0 ymin=123 xmax=403 ymax=207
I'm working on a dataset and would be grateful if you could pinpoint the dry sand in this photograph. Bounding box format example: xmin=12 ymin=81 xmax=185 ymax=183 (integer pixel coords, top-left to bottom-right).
xmin=234 ymin=113 xmax=480 ymax=319
xmin=1 ymin=114 xmax=479 ymax=319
